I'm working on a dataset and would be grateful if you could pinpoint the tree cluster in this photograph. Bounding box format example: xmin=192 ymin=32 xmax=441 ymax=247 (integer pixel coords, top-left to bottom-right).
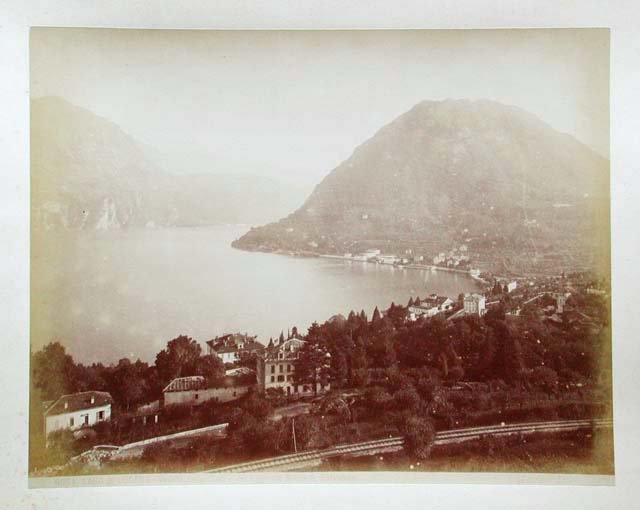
xmin=31 ymin=335 xmax=226 ymax=413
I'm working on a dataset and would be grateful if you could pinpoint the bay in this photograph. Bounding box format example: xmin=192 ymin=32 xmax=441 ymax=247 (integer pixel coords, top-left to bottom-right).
xmin=31 ymin=225 xmax=482 ymax=364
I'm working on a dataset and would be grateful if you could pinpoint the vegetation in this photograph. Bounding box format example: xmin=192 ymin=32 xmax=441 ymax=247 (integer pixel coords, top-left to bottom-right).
xmin=30 ymin=286 xmax=611 ymax=474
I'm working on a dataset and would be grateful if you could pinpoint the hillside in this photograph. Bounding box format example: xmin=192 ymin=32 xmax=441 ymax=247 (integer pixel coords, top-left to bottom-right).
xmin=232 ymin=99 xmax=610 ymax=275
xmin=31 ymin=97 xmax=308 ymax=230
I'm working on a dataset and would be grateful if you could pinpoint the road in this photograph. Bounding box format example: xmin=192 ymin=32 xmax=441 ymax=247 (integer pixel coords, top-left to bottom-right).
xmin=203 ymin=418 xmax=612 ymax=473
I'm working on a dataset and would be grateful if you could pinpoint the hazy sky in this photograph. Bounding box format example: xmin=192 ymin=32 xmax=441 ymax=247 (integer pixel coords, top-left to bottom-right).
xmin=31 ymin=28 xmax=609 ymax=185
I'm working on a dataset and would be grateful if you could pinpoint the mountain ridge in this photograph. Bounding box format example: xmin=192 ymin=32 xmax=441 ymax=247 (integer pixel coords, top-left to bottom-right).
xmin=31 ymin=96 xmax=309 ymax=230
xmin=232 ymin=99 xmax=609 ymax=275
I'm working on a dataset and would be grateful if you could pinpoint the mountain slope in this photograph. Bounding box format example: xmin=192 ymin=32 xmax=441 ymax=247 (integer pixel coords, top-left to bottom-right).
xmin=233 ymin=99 xmax=609 ymax=274
xmin=31 ymin=97 xmax=309 ymax=229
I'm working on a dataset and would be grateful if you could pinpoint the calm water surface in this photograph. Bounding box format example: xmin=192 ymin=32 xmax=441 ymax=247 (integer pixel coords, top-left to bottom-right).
xmin=32 ymin=225 xmax=481 ymax=363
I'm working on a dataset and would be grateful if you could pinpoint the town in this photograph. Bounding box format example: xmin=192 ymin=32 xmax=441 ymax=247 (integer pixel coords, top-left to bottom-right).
xmin=30 ymin=269 xmax=612 ymax=476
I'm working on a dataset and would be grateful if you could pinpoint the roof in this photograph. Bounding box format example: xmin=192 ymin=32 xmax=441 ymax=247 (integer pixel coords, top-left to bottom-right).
xmin=44 ymin=391 xmax=112 ymax=417
xmin=163 ymin=376 xmax=207 ymax=393
xmin=225 ymin=367 xmax=255 ymax=377
xmin=206 ymin=333 xmax=265 ymax=354
xmin=266 ymin=337 xmax=306 ymax=360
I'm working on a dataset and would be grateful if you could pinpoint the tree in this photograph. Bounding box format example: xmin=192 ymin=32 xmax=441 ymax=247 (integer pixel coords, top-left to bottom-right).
xmin=490 ymin=321 xmax=524 ymax=384
xmin=108 ymin=358 xmax=149 ymax=412
xmin=154 ymin=335 xmax=202 ymax=384
xmin=293 ymin=342 xmax=331 ymax=396
xmin=371 ymin=306 xmax=382 ymax=325
xmin=398 ymin=415 xmax=436 ymax=460
xmin=330 ymin=351 xmax=348 ymax=388
xmin=194 ymin=354 xmax=225 ymax=385
xmin=31 ymin=342 xmax=77 ymax=400
xmin=485 ymin=304 xmax=506 ymax=321
xmin=349 ymin=336 xmax=369 ymax=387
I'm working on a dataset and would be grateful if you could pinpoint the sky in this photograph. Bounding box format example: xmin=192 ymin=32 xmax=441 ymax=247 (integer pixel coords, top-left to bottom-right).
xmin=30 ymin=28 xmax=609 ymax=186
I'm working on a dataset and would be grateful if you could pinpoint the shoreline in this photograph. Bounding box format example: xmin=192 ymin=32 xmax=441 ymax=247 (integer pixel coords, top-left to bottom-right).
xmin=319 ymin=254 xmax=490 ymax=286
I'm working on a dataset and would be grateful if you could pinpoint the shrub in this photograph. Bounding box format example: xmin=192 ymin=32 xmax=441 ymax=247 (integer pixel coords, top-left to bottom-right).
xmin=163 ymin=404 xmax=192 ymax=422
xmin=393 ymin=386 xmax=421 ymax=413
xmin=398 ymin=415 xmax=436 ymax=460
xmin=364 ymin=386 xmax=393 ymax=412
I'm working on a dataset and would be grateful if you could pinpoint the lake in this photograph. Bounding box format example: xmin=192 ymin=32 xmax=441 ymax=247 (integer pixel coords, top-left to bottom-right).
xmin=31 ymin=225 xmax=482 ymax=364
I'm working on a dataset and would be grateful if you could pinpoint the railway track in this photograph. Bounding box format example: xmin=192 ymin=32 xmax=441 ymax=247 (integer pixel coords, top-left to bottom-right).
xmin=204 ymin=418 xmax=612 ymax=473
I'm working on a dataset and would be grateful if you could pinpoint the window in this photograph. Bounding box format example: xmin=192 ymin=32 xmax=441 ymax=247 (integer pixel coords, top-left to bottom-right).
xmin=270 ymin=376 xmax=275 ymax=383
xmin=195 ymin=393 xmax=199 ymax=400
xmin=279 ymin=364 xmax=283 ymax=373
xmin=97 ymin=410 xmax=105 ymax=421
xmin=270 ymin=365 xmax=275 ymax=374
xmin=69 ymin=417 xmax=74 ymax=427
xmin=287 ymin=364 xmax=291 ymax=372
xmin=277 ymin=375 xmax=285 ymax=382
xmin=83 ymin=414 xmax=89 ymax=425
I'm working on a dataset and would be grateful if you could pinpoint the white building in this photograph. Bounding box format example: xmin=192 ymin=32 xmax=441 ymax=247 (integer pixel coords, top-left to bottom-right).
xmin=257 ymin=336 xmax=329 ymax=396
xmin=408 ymin=294 xmax=454 ymax=320
xmin=43 ymin=391 xmax=112 ymax=437
xmin=206 ymin=333 xmax=265 ymax=364
xmin=463 ymin=293 xmax=487 ymax=316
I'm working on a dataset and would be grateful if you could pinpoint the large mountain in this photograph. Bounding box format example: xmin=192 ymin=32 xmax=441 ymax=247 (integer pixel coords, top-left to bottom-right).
xmin=233 ymin=99 xmax=609 ymax=275
xmin=31 ymin=97 xmax=308 ymax=230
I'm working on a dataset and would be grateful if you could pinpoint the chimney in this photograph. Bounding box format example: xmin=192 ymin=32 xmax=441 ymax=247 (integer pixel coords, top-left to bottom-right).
xmin=64 ymin=402 xmax=68 ymax=410
xmin=91 ymin=396 xmax=95 ymax=404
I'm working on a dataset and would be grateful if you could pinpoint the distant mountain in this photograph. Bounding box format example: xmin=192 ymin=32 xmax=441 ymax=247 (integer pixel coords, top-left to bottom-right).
xmin=31 ymin=97 xmax=308 ymax=230
xmin=233 ymin=99 xmax=609 ymax=275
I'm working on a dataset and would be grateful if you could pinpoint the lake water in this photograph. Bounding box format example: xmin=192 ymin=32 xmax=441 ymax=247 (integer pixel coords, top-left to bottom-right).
xmin=31 ymin=225 xmax=482 ymax=364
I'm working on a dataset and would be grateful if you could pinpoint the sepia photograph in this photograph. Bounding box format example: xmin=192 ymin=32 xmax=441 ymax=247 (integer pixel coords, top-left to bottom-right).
xmin=28 ymin=27 xmax=613 ymax=484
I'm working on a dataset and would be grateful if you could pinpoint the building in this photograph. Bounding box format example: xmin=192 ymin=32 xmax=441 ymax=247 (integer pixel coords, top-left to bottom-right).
xmin=225 ymin=366 xmax=256 ymax=377
xmin=408 ymin=294 xmax=453 ymax=320
xmin=206 ymin=333 xmax=265 ymax=364
xmin=161 ymin=375 xmax=252 ymax=407
xmin=43 ymin=391 xmax=112 ymax=437
xmin=352 ymin=249 xmax=381 ymax=262
xmin=257 ymin=335 xmax=329 ymax=396
xmin=377 ymin=254 xmax=400 ymax=265
xmin=505 ymin=280 xmax=518 ymax=293
xmin=463 ymin=293 xmax=486 ymax=316
xmin=553 ymin=292 xmax=571 ymax=314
